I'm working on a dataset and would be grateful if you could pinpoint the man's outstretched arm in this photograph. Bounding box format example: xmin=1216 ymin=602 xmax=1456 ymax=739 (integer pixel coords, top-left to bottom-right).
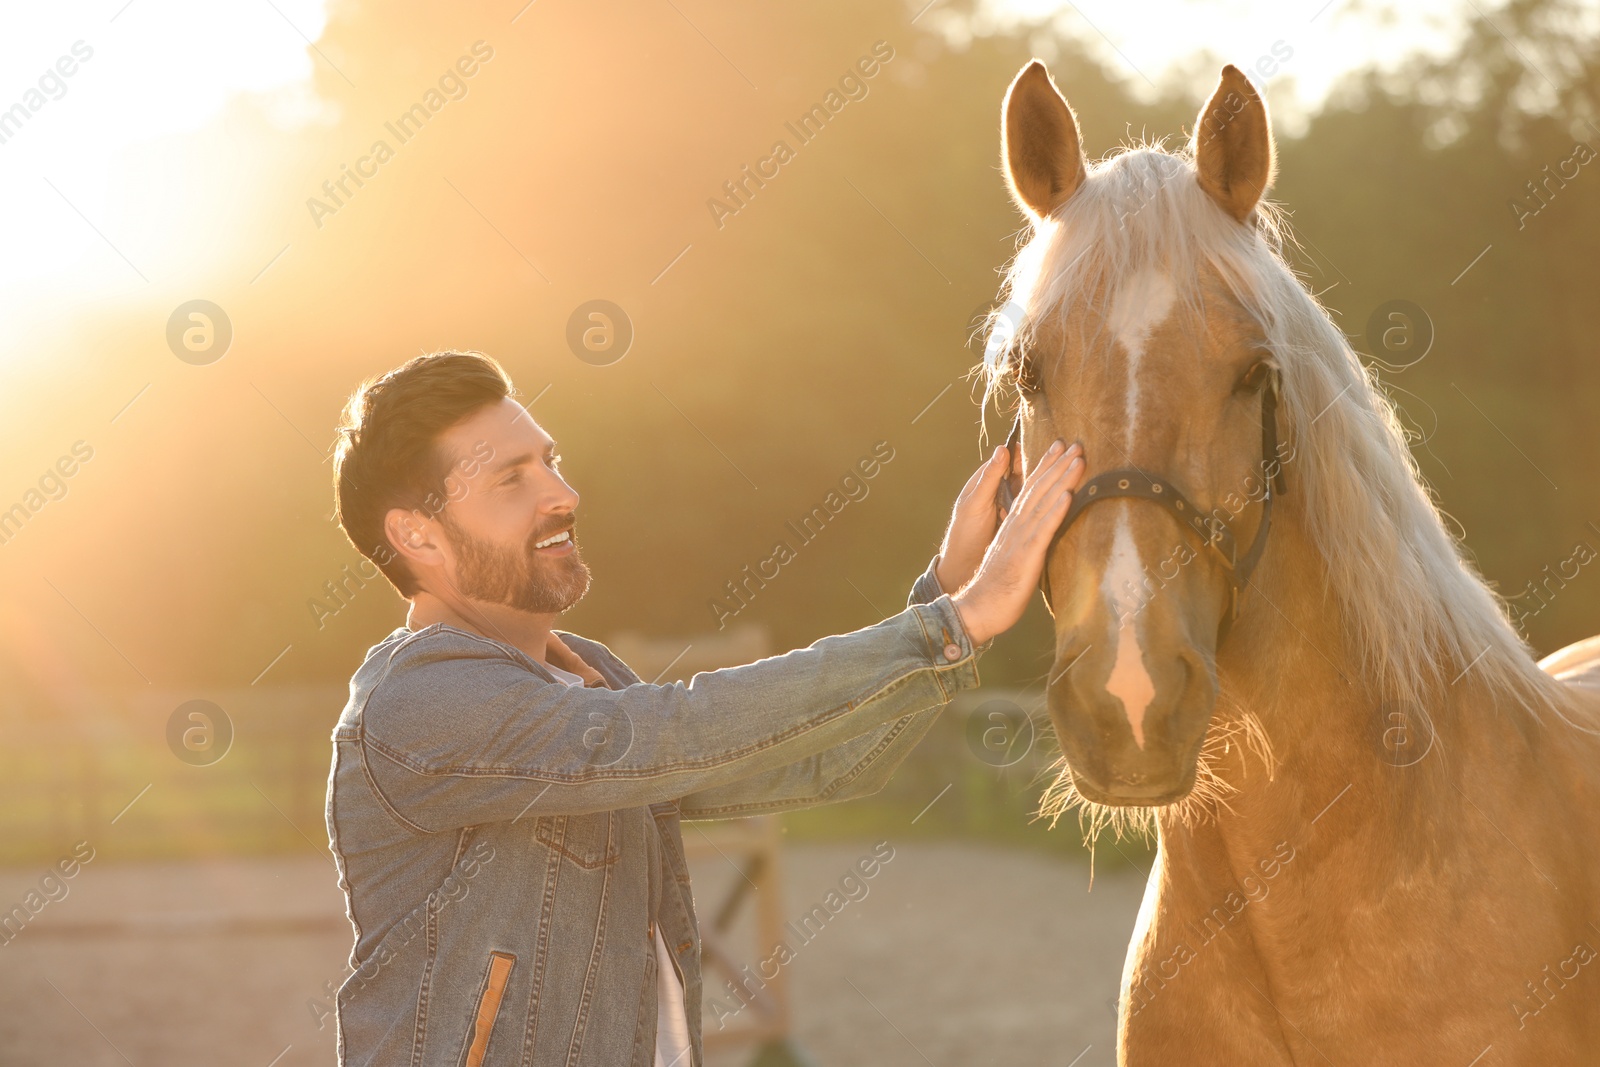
xmin=672 ymin=448 xmax=1023 ymax=820
xmin=358 ymin=592 xmax=981 ymax=831
xmin=675 ymin=556 xmax=977 ymax=819
xmin=356 ymin=439 xmax=1081 ymax=832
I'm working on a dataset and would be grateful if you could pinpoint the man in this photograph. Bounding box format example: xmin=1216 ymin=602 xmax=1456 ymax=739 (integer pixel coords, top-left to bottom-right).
xmin=324 ymin=350 xmax=1084 ymax=1066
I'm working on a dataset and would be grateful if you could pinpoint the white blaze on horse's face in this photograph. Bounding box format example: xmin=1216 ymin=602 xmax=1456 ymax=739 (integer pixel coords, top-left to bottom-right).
xmin=1000 ymin=59 xmax=1277 ymax=805
xmin=1106 ymin=266 xmax=1178 ymax=452
xmin=1100 ymin=266 xmax=1177 ymax=749
xmin=1104 ymin=515 xmax=1157 ymax=748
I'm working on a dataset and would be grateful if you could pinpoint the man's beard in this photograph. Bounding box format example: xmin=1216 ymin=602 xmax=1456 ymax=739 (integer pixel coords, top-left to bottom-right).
xmin=440 ymin=513 xmax=591 ymax=614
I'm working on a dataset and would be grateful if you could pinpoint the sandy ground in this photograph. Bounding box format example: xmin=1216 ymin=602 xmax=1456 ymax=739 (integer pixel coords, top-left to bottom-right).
xmin=0 ymin=841 xmax=1144 ymax=1066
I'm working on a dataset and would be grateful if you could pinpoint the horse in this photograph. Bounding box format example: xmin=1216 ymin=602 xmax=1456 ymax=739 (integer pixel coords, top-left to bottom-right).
xmin=982 ymin=60 xmax=1600 ymax=1063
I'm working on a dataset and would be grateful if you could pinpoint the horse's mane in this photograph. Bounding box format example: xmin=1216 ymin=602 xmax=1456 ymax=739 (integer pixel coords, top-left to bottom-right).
xmin=981 ymin=141 xmax=1574 ymax=747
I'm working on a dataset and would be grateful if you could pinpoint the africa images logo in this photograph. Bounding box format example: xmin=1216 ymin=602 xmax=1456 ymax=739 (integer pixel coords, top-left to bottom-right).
xmin=305 ymin=41 xmax=495 ymax=229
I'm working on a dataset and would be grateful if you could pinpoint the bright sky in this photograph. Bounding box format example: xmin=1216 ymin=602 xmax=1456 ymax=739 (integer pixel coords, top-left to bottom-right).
xmin=0 ymin=0 xmax=1542 ymax=347
xmin=0 ymin=0 xmax=332 ymax=345
xmin=931 ymin=0 xmax=1489 ymax=131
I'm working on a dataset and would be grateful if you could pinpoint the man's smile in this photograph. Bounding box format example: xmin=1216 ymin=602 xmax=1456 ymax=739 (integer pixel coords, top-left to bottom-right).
xmin=533 ymin=528 xmax=574 ymax=554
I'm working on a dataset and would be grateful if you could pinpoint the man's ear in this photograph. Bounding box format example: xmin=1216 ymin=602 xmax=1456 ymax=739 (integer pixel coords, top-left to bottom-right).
xmin=384 ymin=507 xmax=446 ymax=574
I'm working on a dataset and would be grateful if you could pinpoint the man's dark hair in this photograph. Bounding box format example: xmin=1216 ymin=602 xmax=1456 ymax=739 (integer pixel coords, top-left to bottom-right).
xmin=332 ymin=350 xmax=513 ymax=597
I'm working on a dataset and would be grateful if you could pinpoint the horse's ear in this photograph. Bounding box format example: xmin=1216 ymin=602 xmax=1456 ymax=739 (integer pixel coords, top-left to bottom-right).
xmin=1002 ymin=61 xmax=1085 ymax=222
xmin=1192 ymin=65 xmax=1275 ymax=221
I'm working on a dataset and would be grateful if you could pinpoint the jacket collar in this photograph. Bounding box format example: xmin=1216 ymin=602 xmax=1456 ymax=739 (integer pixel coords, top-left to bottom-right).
xmin=546 ymin=631 xmax=612 ymax=688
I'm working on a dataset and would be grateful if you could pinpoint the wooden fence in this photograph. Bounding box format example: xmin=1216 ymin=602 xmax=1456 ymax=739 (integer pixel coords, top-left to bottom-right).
xmin=0 ymin=682 xmax=1072 ymax=865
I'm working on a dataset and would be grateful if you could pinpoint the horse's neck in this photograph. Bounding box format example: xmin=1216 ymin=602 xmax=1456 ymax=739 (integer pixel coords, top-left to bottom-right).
xmin=1138 ymin=506 xmax=1600 ymax=1054
xmin=1157 ymin=508 xmax=1547 ymax=910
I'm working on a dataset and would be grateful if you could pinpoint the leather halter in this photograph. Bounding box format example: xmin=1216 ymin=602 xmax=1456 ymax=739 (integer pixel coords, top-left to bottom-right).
xmin=997 ymin=363 xmax=1287 ymax=643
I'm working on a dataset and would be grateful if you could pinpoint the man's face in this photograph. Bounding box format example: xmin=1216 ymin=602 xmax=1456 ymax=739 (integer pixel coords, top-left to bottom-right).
xmin=431 ymin=397 xmax=589 ymax=614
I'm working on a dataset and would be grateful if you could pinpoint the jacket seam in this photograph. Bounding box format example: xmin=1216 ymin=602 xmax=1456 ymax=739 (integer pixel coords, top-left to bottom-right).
xmin=410 ymin=892 xmax=441 ymax=1067
xmin=518 ymin=844 xmax=563 ymax=1067
xmin=361 ymin=656 xmax=969 ymax=783
xmin=332 ymin=626 xmax=443 ymax=742
xmin=535 ymin=813 xmax=621 ymax=870
xmin=332 ymin=748 xmax=352 ymax=1067
xmin=361 ymin=611 xmax=958 ymax=777
xmin=910 ymin=604 xmax=954 ymax=702
xmin=633 ymin=970 xmax=653 ymax=1067
xmin=679 ymin=711 xmax=925 ymax=817
xmin=563 ymin=843 xmax=613 ymax=1065
xmin=358 ymin=735 xmax=435 ymax=835
xmin=328 ymin=745 xmax=366 ymax=955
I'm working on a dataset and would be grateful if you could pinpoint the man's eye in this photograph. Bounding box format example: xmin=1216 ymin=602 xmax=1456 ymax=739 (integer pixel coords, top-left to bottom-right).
xmin=503 ymin=470 xmax=522 ymax=484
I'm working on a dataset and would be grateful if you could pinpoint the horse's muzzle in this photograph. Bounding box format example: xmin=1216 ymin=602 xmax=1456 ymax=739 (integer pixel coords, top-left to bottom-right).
xmin=1047 ymin=639 xmax=1218 ymax=806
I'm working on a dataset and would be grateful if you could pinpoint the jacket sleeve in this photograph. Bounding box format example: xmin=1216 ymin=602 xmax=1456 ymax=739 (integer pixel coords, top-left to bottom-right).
xmin=908 ymin=554 xmax=994 ymax=652
xmin=356 ymin=593 xmax=982 ymax=831
xmin=674 ymin=704 xmax=945 ymax=819
xmin=675 ymin=556 xmax=973 ymax=818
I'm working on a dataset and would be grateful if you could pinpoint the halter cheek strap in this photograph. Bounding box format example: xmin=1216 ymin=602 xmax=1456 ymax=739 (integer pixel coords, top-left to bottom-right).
xmin=996 ymin=365 xmax=1286 ymax=645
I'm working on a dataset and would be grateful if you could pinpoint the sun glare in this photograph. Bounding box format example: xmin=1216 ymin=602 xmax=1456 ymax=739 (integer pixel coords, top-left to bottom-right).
xmin=0 ymin=1 xmax=331 ymax=347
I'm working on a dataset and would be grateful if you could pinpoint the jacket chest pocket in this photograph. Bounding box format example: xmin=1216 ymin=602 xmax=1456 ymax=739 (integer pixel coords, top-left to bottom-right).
xmin=534 ymin=812 xmax=619 ymax=870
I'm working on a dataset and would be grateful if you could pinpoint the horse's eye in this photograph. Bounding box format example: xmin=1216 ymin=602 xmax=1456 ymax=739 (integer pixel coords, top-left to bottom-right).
xmin=1233 ymin=359 xmax=1276 ymax=396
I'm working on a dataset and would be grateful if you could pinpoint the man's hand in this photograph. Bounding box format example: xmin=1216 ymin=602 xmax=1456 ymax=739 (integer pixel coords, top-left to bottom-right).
xmin=948 ymin=439 xmax=1085 ymax=647
xmin=933 ymin=445 xmax=1009 ymax=596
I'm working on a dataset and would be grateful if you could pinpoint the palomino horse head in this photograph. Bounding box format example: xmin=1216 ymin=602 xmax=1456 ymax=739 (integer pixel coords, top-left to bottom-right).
xmin=989 ymin=62 xmax=1288 ymax=808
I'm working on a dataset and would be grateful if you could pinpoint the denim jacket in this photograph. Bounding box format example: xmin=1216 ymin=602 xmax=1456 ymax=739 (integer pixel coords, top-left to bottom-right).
xmin=325 ymin=557 xmax=983 ymax=1066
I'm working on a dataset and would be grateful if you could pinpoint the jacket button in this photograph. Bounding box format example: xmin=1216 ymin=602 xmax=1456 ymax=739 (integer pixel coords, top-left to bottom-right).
xmin=943 ymin=643 xmax=962 ymax=662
